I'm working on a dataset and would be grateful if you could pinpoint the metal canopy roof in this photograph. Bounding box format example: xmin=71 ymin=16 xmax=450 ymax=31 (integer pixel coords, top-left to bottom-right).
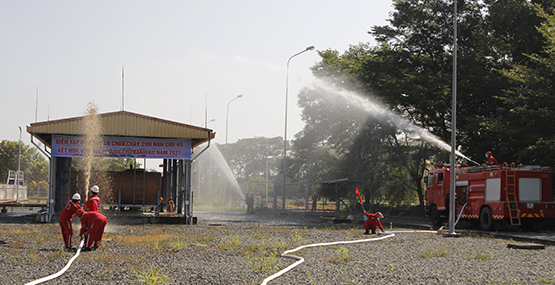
xmin=27 ymin=110 xmax=215 ymax=149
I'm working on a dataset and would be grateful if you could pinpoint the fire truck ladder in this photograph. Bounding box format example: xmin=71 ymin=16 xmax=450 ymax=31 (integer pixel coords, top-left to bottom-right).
xmin=504 ymin=162 xmax=521 ymax=226
xmin=133 ymin=167 xmax=146 ymax=206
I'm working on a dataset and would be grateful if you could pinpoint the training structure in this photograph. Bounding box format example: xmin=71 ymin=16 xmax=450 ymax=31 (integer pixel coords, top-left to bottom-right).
xmin=27 ymin=110 xmax=215 ymax=223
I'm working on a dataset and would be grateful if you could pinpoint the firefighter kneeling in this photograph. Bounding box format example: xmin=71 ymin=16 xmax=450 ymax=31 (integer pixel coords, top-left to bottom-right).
xmin=76 ymin=208 xmax=107 ymax=251
xmin=364 ymin=211 xmax=385 ymax=235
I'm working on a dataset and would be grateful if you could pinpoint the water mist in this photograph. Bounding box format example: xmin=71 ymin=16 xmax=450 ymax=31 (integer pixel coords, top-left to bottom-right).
xmin=193 ymin=144 xmax=245 ymax=209
xmin=313 ymin=79 xmax=480 ymax=165
xmin=81 ymin=103 xmax=102 ymax=198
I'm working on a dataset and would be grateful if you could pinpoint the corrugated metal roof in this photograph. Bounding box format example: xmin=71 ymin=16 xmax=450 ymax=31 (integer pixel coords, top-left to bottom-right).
xmin=28 ymin=111 xmax=215 ymax=148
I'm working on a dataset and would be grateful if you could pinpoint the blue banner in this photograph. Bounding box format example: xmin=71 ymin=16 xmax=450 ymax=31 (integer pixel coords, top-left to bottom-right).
xmin=52 ymin=135 xmax=191 ymax=159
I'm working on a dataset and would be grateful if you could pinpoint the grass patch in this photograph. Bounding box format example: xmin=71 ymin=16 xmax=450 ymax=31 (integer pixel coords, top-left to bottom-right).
xmin=168 ymin=238 xmax=186 ymax=251
xmin=245 ymin=251 xmax=279 ymax=273
xmin=47 ymin=247 xmax=67 ymax=259
xmin=419 ymin=245 xmax=450 ymax=258
xmin=468 ymin=250 xmax=493 ymax=260
xmin=325 ymin=247 xmax=356 ymax=285
xmin=218 ymin=234 xmax=242 ymax=253
xmin=252 ymin=231 xmax=268 ymax=240
xmin=132 ymin=266 xmax=169 ymax=285
xmin=118 ymin=233 xmax=177 ymax=246
xmin=94 ymin=271 xmax=111 ymax=279
xmin=290 ymin=229 xmax=307 ymax=246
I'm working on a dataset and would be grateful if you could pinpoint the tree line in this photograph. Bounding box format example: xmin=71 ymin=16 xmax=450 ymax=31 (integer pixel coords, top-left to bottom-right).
xmin=222 ymin=1 xmax=555 ymax=208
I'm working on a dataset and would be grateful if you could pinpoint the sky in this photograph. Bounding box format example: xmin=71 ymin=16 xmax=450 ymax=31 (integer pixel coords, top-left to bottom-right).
xmin=1 ymin=1 xmax=394 ymax=149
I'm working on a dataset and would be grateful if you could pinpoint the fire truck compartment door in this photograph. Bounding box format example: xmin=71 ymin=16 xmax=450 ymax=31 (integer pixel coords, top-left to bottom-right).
xmin=519 ymin=178 xmax=541 ymax=202
xmin=455 ymin=180 xmax=468 ymax=186
xmin=485 ymin=178 xmax=501 ymax=202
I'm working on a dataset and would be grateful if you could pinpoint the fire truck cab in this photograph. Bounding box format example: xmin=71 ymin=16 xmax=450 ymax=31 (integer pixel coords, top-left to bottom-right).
xmin=425 ymin=163 xmax=555 ymax=231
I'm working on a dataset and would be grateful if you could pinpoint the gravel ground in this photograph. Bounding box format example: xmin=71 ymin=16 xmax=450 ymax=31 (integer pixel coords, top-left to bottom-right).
xmin=1 ymin=210 xmax=554 ymax=285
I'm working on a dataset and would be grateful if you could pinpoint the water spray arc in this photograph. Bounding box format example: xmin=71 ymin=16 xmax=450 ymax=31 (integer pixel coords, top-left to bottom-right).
xmin=82 ymin=103 xmax=102 ymax=199
xmin=210 ymin=144 xmax=245 ymax=201
xmin=312 ymin=80 xmax=480 ymax=166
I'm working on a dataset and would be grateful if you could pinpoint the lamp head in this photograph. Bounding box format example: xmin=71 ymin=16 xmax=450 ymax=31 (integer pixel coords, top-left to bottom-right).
xmin=237 ymin=94 xmax=243 ymax=98
xmin=306 ymin=46 xmax=315 ymax=51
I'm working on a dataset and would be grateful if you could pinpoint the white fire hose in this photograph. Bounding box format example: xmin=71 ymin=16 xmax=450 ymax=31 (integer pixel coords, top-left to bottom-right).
xmin=261 ymin=230 xmax=439 ymax=285
xmin=25 ymin=239 xmax=85 ymax=285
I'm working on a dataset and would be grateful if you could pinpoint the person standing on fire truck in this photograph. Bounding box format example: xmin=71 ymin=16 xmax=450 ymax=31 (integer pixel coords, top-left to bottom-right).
xmin=485 ymin=151 xmax=499 ymax=166
xmin=59 ymin=193 xmax=82 ymax=251
xmin=85 ymin=185 xmax=101 ymax=212
xmin=76 ymin=208 xmax=107 ymax=251
xmin=364 ymin=211 xmax=385 ymax=234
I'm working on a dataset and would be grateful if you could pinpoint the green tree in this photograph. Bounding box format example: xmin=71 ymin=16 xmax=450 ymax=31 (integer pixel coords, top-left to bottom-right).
xmin=223 ymin=137 xmax=282 ymax=180
xmin=0 ymin=140 xmax=48 ymax=184
xmin=336 ymin=119 xmax=392 ymax=204
xmin=496 ymin=3 xmax=555 ymax=166
xmin=246 ymin=175 xmax=274 ymax=199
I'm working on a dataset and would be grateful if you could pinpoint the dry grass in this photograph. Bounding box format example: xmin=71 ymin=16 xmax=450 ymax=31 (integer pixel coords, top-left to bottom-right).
xmin=117 ymin=233 xmax=177 ymax=245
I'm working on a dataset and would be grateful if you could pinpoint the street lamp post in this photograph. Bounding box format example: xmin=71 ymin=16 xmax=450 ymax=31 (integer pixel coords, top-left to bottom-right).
xmin=16 ymin=126 xmax=22 ymax=203
xmin=225 ymin=94 xmax=243 ymax=149
xmin=448 ymin=0 xmax=459 ymax=236
xmin=282 ymin=46 xmax=315 ymax=210
xmin=225 ymin=94 xmax=243 ymax=202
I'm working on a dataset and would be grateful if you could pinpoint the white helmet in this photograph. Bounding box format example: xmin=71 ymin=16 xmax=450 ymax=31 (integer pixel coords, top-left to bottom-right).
xmin=91 ymin=185 xmax=100 ymax=194
xmin=72 ymin=193 xmax=81 ymax=201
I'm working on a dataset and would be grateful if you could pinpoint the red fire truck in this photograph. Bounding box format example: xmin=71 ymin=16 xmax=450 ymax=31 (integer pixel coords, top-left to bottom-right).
xmin=425 ymin=163 xmax=555 ymax=230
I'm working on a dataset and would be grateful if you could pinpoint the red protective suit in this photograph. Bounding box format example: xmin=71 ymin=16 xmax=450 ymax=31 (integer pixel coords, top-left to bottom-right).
xmin=364 ymin=212 xmax=385 ymax=234
xmin=85 ymin=195 xmax=101 ymax=212
xmin=311 ymin=194 xmax=317 ymax=212
xmin=59 ymin=200 xmax=82 ymax=248
xmin=485 ymin=155 xmax=499 ymax=166
xmin=78 ymin=210 xmax=107 ymax=248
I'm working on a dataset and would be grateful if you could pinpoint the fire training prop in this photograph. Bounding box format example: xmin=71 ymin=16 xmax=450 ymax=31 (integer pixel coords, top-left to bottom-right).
xmin=356 ymin=188 xmax=366 ymax=212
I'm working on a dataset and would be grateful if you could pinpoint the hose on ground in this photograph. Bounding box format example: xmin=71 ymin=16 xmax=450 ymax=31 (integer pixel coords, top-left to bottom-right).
xmin=25 ymin=239 xmax=85 ymax=285
xmin=260 ymin=229 xmax=439 ymax=285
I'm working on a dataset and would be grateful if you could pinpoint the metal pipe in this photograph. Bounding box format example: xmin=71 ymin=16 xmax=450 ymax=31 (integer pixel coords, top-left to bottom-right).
xmin=191 ymin=131 xmax=212 ymax=161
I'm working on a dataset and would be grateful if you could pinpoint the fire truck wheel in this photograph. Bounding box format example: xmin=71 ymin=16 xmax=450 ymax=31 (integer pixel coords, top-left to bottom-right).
xmin=430 ymin=205 xmax=443 ymax=227
xmin=480 ymin=207 xmax=493 ymax=231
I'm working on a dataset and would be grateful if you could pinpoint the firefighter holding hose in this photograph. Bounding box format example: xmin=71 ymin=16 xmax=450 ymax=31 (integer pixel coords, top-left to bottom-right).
xmin=485 ymin=151 xmax=499 ymax=166
xmin=76 ymin=208 xmax=107 ymax=251
xmin=59 ymin=193 xmax=83 ymax=251
xmin=85 ymin=185 xmax=101 ymax=212
xmin=364 ymin=211 xmax=385 ymax=235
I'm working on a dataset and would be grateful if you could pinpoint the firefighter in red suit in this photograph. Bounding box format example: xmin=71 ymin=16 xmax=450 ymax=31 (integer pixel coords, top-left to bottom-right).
xmin=76 ymin=208 xmax=107 ymax=251
xmin=168 ymin=197 xmax=174 ymax=213
xmin=85 ymin=185 xmax=101 ymax=212
xmin=485 ymin=151 xmax=499 ymax=166
xmin=364 ymin=211 xmax=385 ymax=234
xmin=311 ymin=193 xmax=318 ymax=212
xmin=59 ymin=193 xmax=82 ymax=251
